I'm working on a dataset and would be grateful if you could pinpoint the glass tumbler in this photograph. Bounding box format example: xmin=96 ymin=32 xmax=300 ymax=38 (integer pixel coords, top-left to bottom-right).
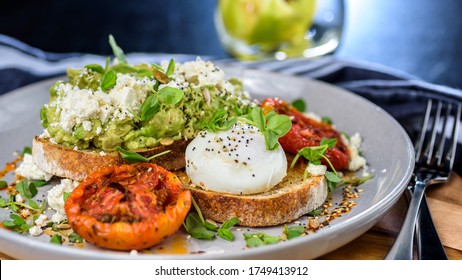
xmin=215 ymin=0 xmax=344 ymax=61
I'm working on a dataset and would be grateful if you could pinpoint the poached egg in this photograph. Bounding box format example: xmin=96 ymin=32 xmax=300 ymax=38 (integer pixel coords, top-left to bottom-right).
xmin=185 ymin=122 xmax=287 ymax=195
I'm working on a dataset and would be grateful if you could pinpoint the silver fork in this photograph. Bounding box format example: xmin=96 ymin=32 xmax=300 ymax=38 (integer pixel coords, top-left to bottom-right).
xmin=385 ymin=99 xmax=461 ymax=260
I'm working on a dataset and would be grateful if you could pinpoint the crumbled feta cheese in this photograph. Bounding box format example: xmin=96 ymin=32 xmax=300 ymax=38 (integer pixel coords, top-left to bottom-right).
xmin=53 ymin=84 xmax=100 ymax=132
xmin=161 ymin=57 xmax=253 ymax=106
xmin=29 ymin=225 xmax=43 ymax=236
xmin=48 ymin=74 xmax=153 ymax=131
xmin=306 ymin=163 xmax=327 ymax=176
xmin=166 ymin=57 xmax=225 ymax=88
xmin=47 ymin=179 xmax=79 ymax=214
xmin=82 ymin=120 xmax=92 ymax=132
xmin=99 ymin=151 xmax=107 ymax=156
xmin=15 ymin=193 xmax=24 ymax=203
xmin=35 ymin=214 xmax=48 ymax=227
xmin=344 ymin=133 xmax=367 ymax=171
xmin=15 ymin=153 xmax=53 ymax=181
xmin=51 ymin=212 xmax=67 ymax=224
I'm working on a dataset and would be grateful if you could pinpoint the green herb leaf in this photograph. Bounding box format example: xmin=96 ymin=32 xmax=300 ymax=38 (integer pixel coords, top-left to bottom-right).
xmin=139 ymin=94 xmax=160 ymax=121
xmin=243 ymin=232 xmax=282 ymax=248
xmin=68 ymin=232 xmax=83 ymax=243
xmin=217 ymin=217 xmax=240 ymax=241
xmin=165 ymin=59 xmax=175 ymax=77
xmin=243 ymin=235 xmax=265 ymax=247
xmin=116 ymin=146 xmax=170 ymax=163
xmin=0 ymin=180 xmax=8 ymax=189
xmin=264 ymin=114 xmax=291 ymax=150
xmin=101 ymin=70 xmax=117 ymax=92
xmin=251 ymin=107 xmax=266 ymax=130
xmin=63 ymin=192 xmax=71 ymax=202
xmin=108 ymin=34 xmax=127 ymax=65
xmin=183 ymin=212 xmax=216 ymax=240
xmin=205 ymin=220 xmax=219 ymax=231
xmin=2 ymin=214 xmax=31 ymax=233
xmin=217 ymin=228 xmax=234 ymax=241
xmin=50 ymin=235 xmax=63 ymax=245
xmin=320 ymin=138 xmax=337 ymax=148
xmin=16 ymin=179 xmax=37 ymax=199
xmin=8 ymin=195 xmax=18 ymax=212
xmin=291 ymin=137 xmax=344 ymax=190
xmin=85 ymin=64 xmax=105 ymax=74
xmin=21 ymin=146 xmax=32 ymax=156
xmin=0 ymin=197 xmax=6 ymax=207
xmin=325 ymin=171 xmax=342 ymax=183
xmin=291 ymin=98 xmax=306 ymax=112
xmin=158 ymin=86 xmax=184 ymax=105
xmin=338 ymin=174 xmax=373 ymax=187
xmin=266 ymin=114 xmax=292 ymax=136
xmin=239 ymin=107 xmax=292 ymax=151
xmin=28 ymin=199 xmax=39 ymax=210
xmin=321 ymin=116 xmax=333 ymax=125
xmin=201 ymin=109 xmax=237 ymax=132
xmin=30 ymin=180 xmax=47 ymax=189
xmin=284 ymin=225 xmax=305 ymax=239
xmin=308 ymin=209 xmax=323 ymax=216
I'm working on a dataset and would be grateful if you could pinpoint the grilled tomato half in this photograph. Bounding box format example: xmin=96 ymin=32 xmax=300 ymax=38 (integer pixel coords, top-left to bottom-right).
xmin=64 ymin=162 xmax=191 ymax=251
xmin=261 ymin=97 xmax=350 ymax=171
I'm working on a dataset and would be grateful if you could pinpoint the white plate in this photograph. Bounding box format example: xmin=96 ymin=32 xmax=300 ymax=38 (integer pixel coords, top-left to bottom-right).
xmin=0 ymin=66 xmax=414 ymax=259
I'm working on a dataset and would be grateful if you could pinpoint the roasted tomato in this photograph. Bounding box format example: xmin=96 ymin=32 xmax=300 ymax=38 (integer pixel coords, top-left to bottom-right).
xmin=261 ymin=97 xmax=350 ymax=171
xmin=64 ymin=162 xmax=191 ymax=251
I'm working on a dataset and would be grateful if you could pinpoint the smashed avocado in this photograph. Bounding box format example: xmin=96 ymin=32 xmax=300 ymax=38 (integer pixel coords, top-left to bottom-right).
xmin=40 ymin=55 xmax=254 ymax=151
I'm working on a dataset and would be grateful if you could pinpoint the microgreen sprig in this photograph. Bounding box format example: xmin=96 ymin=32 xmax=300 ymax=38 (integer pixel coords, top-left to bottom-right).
xmin=139 ymin=86 xmax=184 ymax=122
xmin=201 ymin=109 xmax=237 ymax=132
xmin=183 ymin=197 xmax=241 ymax=241
xmin=116 ymin=147 xmax=171 ymax=164
xmin=2 ymin=214 xmax=31 ymax=233
xmin=0 ymin=180 xmax=7 ymax=189
xmin=284 ymin=225 xmax=306 ymax=239
xmin=243 ymin=232 xmax=282 ymax=248
xmin=291 ymin=138 xmax=343 ymax=192
xmin=109 ymin=34 xmax=127 ymax=65
xmin=217 ymin=217 xmax=240 ymax=241
xmin=238 ymin=107 xmax=291 ymax=151
xmin=291 ymin=98 xmax=306 ymax=112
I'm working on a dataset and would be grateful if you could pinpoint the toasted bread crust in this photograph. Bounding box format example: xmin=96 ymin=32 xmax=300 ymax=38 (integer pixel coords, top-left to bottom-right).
xmin=32 ymin=136 xmax=189 ymax=181
xmin=177 ymin=158 xmax=328 ymax=227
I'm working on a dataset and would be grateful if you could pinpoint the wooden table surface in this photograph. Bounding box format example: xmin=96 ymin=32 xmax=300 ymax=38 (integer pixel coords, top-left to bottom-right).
xmin=1 ymin=173 xmax=461 ymax=260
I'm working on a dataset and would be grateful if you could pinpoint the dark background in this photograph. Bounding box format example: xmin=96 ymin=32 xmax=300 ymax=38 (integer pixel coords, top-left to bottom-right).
xmin=2 ymin=0 xmax=462 ymax=90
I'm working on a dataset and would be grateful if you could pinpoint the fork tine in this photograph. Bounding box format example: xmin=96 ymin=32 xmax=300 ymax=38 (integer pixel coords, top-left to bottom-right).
xmin=424 ymin=101 xmax=442 ymax=165
xmin=415 ymin=99 xmax=433 ymax=161
xmin=445 ymin=102 xmax=461 ymax=171
xmin=434 ymin=103 xmax=451 ymax=166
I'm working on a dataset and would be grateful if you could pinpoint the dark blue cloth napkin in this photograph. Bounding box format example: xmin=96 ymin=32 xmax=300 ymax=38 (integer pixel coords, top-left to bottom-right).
xmin=1 ymin=35 xmax=461 ymax=175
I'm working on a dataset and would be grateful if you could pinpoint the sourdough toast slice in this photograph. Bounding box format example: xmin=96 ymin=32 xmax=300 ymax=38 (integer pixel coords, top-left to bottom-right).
xmin=32 ymin=136 xmax=189 ymax=181
xmin=177 ymin=157 xmax=327 ymax=227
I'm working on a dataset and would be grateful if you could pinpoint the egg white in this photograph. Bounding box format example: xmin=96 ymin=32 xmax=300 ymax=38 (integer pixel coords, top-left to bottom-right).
xmin=185 ymin=122 xmax=287 ymax=195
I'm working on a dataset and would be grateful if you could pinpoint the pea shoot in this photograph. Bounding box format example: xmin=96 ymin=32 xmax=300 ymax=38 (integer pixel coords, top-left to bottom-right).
xmin=238 ymin=107 xmax=292 ymax=151
xmin=291 ymin=138 xmax=343 ymax=192
xmin=200 ymin=109 xmax=237 ymax=132
xmin=183 ymin=197 xmax=241 ymax=241
xmin=243 ymin=232 xmax=282 ymax=248
xmin=116 ymin=147 xmax=171 ymax=163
